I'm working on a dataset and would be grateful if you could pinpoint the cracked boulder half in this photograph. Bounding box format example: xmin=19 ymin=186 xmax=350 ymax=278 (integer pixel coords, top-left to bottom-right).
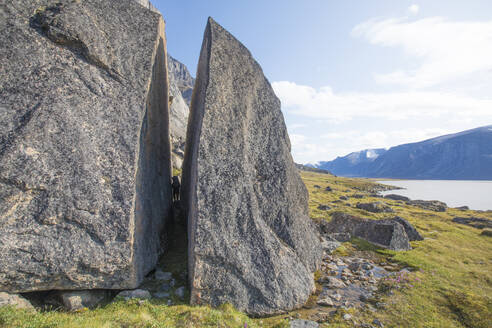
xmin=181 ymin=18 xmax=322 ymax=316
xmin=0 ymin=0 xmax=172 ymax=292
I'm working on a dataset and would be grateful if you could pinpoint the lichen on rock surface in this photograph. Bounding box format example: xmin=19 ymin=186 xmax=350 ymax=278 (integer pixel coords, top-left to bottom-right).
xmin=181 ymin=17 xmax=322 ymax=316
xmin=0 ymin=0 xmax=172 ymax=292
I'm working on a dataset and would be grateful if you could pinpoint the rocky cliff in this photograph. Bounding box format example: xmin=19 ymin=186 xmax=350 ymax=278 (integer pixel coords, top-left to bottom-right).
xmin=168 ymin=55 xmax=195 ymax=107
xmin=313 ymin=126 xmax=492 ymax=179
xmin=0 ymin=0 xmax=172 ymax=292
xmin=181 ymin=18 xmax=322 ymax=316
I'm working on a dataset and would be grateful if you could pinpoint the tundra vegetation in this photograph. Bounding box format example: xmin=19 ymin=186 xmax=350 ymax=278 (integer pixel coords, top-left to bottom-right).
xmin=1 ymin=171 xmax=491 ymax=327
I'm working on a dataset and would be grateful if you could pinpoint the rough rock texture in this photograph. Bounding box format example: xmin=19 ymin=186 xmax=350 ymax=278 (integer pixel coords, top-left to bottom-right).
xmin=324 ymin=213 xmax=412 ymax=251
xmin=0 ymin=0 xmax=172 ymax=292
xmin=392 ymin=216 xmax=423 ymax=241
xmin=181 ymin=18 xmax=322 ymax=316
xmin=0 ymin=292 xmax=34 ymax=310
xmin=168 ymin=55 xmax=195 ymax=106
xmin=406 ymin=200 xmax=447 ymax=212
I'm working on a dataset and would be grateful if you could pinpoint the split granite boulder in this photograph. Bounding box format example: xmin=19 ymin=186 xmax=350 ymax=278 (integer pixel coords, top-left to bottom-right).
xmin=181 ymin=18 xmax=322 ymax=316
xmin=0 ymin=0 xmax=172 ymax=292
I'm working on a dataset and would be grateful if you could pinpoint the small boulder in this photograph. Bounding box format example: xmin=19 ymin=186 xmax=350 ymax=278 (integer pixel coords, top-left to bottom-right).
xmin=352 ymin=194 xmax=365 ymax=199
xmin=0 ymin=292 xmax=34 ymax=310
xmin=480 ymin=229 xmax=492 ymax=237
xmin=322 ymin=277 xmax=346 ymax=289
xmin=455 ymin=206 xmax=469 ymax=211
xmin=406 ymin=200 xmax=447 ymax=212
xmin=317 ymin=204 xmax=331 ymax=211
xmin=325 ymin=186 xmax=333 ymax=192
xmin=314 ymin=185 xmax=321 ymax=189
xmin=339 ymin=196 xmax=349 ymax=201
xmin=290 ymin=319 xmax=319 ymax=328
xmin=317 ymin=297 xmax=334 ymax=307
xmin=57 ymin=290 xmax=109 ymax=311
xmin=356 ymin=202 xmax=394 ymax=213
xmin=384 ymin=194 xmax=410 ymax=201
xmin=323 ymin=213 xmax=412 ymax=251
xmin=117 ymin=289 xmax=151 ymax=300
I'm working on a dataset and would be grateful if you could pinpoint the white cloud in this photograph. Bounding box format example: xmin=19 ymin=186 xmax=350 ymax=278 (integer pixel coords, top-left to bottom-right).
xmin=352 ymin=17 xmax=492 ymax=88
xmin=272 ymin=81 xmax=492 ymax=122
xmin=408 ymin=4 xmax=419 ymax=14
xmin=274 ymin=81 xmax=492 ymax=163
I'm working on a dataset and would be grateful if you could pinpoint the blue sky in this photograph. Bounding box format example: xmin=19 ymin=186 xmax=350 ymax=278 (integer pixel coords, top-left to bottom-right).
xmin=154 ymin=0 xmax=492 ymax=163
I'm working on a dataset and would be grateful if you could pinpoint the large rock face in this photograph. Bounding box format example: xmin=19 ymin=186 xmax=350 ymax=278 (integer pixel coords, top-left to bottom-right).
xmin=181 ymin=18 xmax=322 ymax=316
xmin=167 ymin=57 xmax=191 ymax=169
xmin=168 ymin=55 xmax=195 ymax=106
xmin=0 ymin=0 xmax=172 ymax=292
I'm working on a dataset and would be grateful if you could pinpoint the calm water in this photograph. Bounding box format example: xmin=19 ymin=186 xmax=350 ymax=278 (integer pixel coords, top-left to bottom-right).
xmin=378 ymin=180 xmax=492 ymax=211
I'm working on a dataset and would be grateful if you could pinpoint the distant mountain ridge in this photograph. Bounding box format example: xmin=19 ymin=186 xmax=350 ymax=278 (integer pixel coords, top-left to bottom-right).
xmin=311 ymin=126 xmax=492 ymax=180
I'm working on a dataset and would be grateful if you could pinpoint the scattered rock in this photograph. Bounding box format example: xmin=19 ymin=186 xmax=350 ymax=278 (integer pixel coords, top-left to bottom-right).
xmin=180 ymin=17 xmax=322 ymax=316
xmin=314 ymin=185 xmax=321 ymax=189
xmin=325 ymin=186 xmax=333 ymax=192
xmin=57 ymin=290 xmax=109 ymax=311
xmin=340 ymin=196 xmax=349 ymax=200
xmin=455 ymin=206 xmax=469 ymax=211
xmin=356 ymin=202 xmax=394 ymax=213
xmin=352 ymin=194 xmax=365 ymax=199
xmin=0 ymin=292 xmax=34 ymax=310
xmin=117 ymin=289 xmax=151 ymax=300
xmin=323 ymin=277 xmax=346 ymax=289
xmin=323 ymin=213 xmax=412 ymax=251
xmin=384 ymin=194 xmax=410 ymax=201
xmin=317 ymin=298 xmax=334 ymax=307
xmin=317 ymin=204 xmax=331 ymax=211
xmin=321 ymin=238 xmax=341 ymax=254
xmin=452 ymin=217 xmax=492 ymax=229
xmin=406 ymin=200 xmax=447 ymax=212
xmin=373 ymin=319 xmax=384 ymax=327
xmin=290 ymin=319 xmax=319 ymax=328
xmin=343 ymin=313 xmax=352 ymax=320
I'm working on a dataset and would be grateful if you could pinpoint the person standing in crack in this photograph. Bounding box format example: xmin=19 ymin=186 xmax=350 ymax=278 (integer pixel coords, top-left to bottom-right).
xmin=171 ymin=175 xmax=180 ymax=201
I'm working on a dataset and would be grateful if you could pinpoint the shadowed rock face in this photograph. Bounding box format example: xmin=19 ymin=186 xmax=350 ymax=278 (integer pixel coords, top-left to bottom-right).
xmin=181 ymin=18 xmax=322 ymax=316
xmin=324 ymin=213 xmax=412 ymax=251
xmin=0 ymin=0 xmax=172 ymax=292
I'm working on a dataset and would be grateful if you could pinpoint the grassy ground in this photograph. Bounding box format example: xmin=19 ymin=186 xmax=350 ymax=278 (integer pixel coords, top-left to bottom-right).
xmin=1 ymin=171 xmax=490 ymax=327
